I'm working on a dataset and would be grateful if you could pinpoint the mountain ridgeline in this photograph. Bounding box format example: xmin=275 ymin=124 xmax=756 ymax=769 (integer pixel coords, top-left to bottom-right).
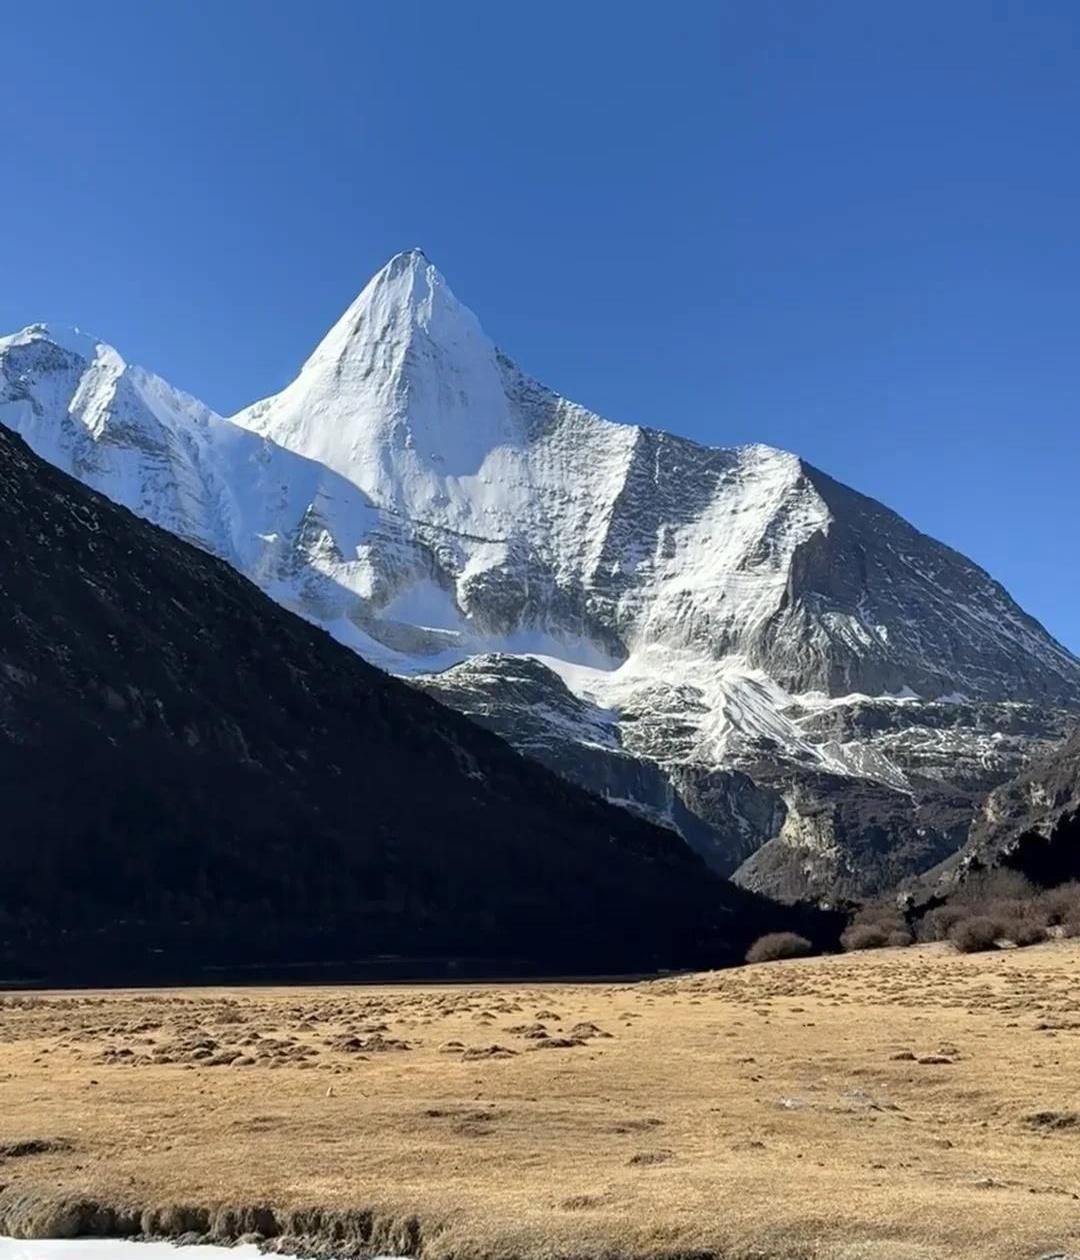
xmin=2 ymin=250 xmax=1077 ymax=907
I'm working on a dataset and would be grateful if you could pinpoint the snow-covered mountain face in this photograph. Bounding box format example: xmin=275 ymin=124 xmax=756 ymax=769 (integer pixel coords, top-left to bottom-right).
xmin=4 ymin=250 xmax=1079 ymax=901
xmin=0 ymin=323 xmax=389 ymax=626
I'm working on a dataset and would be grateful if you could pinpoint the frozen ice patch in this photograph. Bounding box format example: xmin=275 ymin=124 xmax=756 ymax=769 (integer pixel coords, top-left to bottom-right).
xmin=0 ymin=1244 xmax=262 ymax=1260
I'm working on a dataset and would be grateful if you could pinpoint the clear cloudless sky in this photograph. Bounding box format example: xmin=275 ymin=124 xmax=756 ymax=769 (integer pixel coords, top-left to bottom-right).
xmin=2 ymin=1 xmax=1078 ymax=651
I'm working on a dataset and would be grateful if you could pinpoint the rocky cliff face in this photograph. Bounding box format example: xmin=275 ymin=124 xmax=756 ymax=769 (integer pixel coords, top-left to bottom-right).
xmin=941 ymin=727 xmax=1080 ymax=887
xmin=3 ymin=251 xmax=1078 ymax=902
xmin=413 ymin=653 xmax=1074 ymax=900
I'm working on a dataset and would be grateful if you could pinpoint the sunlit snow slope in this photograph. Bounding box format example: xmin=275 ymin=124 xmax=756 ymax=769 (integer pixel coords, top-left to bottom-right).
xmin=4 ymin=251 xmax=1078 ymax=899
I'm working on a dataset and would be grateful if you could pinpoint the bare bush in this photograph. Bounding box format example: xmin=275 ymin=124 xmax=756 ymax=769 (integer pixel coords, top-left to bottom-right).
xmin=906 ymin=871 xmax=1080 ymax=953
xmin=1038 ymin=881 xmax=1080 ymax=926
xmin=923 ymin=870 xmax=1065 ymax=952
xmin=919 ymin=903 xmax=967 ymax=942
xmin=745 ymin=932 xmax=813 ymax=964
xmin=842 ymin=897 xmax=914 ymax=951
xmin=949 ymin=916 xmax=1007 ymax=953
xmin=1006 ymin=915 xmax=1047 ymax=947
xmin=953 ymin=869 xmax=1034 ymax=906
xmin=840 ymin=923 xmax=889 ymax=951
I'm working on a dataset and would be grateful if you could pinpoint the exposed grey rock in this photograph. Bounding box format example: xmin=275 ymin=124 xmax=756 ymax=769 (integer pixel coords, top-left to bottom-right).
xmin=940 ymin=726 xmax=1080 ymax=887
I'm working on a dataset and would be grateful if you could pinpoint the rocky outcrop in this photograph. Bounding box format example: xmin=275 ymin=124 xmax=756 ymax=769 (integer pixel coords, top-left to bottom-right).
xmin=943 ymin=727 xmax=1080 ymax=887
xmin=415 ymin=652 xmax=1073 ymax=900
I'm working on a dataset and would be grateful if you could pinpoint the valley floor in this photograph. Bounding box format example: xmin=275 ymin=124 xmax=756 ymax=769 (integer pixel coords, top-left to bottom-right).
xmin=1 ymin=943 xmax=1079 ymax=1260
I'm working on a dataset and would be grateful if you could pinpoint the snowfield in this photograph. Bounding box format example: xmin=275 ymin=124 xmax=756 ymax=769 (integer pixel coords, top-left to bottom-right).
xmin=0 ymin=1245 xmax=265 ymax=1260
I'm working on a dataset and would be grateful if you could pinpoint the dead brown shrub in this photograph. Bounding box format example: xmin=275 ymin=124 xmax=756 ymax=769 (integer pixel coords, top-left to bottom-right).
xmin=953 ymin=870 xmax=1035 ymax=905
xmin=745 ymin=932 xmax=813 ymax=964
xmin=1005 ymin=914 xmax=1047 ymax=947
xmin=919 ymin=903 xmax=967 ymax=942
xmin=1038 ymin=881 xmax=1080 ymax=926
xmin=923 ymin=871 xmax=1066 ymax=950
xmin=840 ymin=923 xmax=890 ymax=951
xmin=842 ymin=898 xmax=914 ymax=951
xmin=948 ymin=916 xmax=1007 ymax=953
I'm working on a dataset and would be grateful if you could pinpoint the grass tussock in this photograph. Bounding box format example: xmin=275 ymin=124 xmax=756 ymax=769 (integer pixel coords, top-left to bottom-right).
xmin=3 ymin=946 xmax=1080 ymax=1260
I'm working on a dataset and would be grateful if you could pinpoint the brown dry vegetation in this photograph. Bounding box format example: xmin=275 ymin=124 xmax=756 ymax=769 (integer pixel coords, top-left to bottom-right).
xmin=838 ymin=874 xmax=1080 ymax=956
xmin=745 ymin=931 xmax=813 ymax=963
xmin=2 ymin=942 xmax=1079 ymax=1260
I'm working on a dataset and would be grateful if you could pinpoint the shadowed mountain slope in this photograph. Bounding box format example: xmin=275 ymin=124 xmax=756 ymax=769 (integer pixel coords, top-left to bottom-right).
xmin=0 ymin=424 xmax=826 ymax=983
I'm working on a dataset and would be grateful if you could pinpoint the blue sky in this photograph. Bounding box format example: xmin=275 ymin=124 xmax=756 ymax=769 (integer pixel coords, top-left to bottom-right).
xmin=3 ymin=1 xmax=1078 ymax=653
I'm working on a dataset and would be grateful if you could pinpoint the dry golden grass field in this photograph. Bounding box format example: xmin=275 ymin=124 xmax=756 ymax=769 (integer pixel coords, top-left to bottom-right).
xmin=1 ymin=941 xmax=1079 ymax=1260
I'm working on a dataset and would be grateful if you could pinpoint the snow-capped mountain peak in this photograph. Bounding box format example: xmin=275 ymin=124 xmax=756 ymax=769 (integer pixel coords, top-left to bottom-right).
xmin=234 ymin=249 xmax=523 ymax=510
xmin=0 ymin=323 xmax=238 ymax=554
xmin=223 ymin=254 xmax=1080 ymax=706
xmin=300 ymin=247 xmax=474 ymax=380
xmin=3 ymin=253 xmax=1078 ymax=902
xmin=0 ymin=321 xmax=105 ymax=359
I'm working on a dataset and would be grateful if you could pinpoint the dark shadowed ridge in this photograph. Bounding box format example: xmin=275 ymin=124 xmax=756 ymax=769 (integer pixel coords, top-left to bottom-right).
xmin=0 ymin=424 xmax=833 ymax=984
